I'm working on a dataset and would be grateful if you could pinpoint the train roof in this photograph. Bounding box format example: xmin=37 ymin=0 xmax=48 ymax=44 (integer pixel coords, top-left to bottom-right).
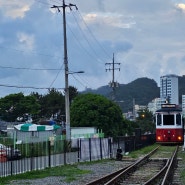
xmin=156 ymin=104 xmax=182 ymax=113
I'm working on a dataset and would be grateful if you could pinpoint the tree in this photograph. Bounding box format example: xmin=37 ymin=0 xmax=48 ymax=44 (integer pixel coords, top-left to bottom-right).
xmin=39 ymin=86 xmax=79 ymax=122
xmin=39 ymin=88 xmax=65 ymax=121
xmin=70 ymin=93 xmax=126 ymax=137
xmin=0 ymin=93 xmax=40 ymax=122
xmin=136 ymin=108 xmax=155 ymax=134
xmin=69 ymin=86 xmax=78 ymax=104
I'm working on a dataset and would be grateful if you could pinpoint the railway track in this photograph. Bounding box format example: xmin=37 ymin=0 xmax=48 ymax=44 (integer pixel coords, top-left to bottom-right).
xmin=85 ymin=145 xmax=179 ymax=185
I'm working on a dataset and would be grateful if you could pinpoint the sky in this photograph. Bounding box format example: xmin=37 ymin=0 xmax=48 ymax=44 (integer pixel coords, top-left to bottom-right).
xmin=0 ymin=0 xmax=185 ymax=97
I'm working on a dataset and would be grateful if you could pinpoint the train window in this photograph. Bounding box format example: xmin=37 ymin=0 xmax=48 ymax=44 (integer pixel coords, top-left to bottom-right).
xmin=163 ymin=115 xmax=174 ymax=125
xmin=157 ymin=114 xmax=161 ymax=125
xmin=176 ymin=114 xmax=181 ymax=125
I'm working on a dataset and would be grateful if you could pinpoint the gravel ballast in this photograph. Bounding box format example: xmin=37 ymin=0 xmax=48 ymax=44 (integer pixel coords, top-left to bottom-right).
xmin=8 ymin=160 xmax=131 ymax=185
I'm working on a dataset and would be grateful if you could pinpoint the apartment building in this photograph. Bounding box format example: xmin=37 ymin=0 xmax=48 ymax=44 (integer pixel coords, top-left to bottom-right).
xmin=160 ymin=74 xmax=179 ymax=105
xmin=148 ymin=98 xmax=166 ymax=115
xmin=182 ymin=95 xmax=185 ymax=117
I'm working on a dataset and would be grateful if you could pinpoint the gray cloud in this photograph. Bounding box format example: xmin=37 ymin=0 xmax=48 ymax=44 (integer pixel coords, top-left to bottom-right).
xmin=0 ymin=0 xmax=185 ymax=97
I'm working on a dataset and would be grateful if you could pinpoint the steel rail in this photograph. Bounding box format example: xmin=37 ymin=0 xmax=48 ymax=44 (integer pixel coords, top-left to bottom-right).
xmin=85 ymin=146 xmax=159 ymax=185
xmin=143 ymin=159 xmax=170 ymax=185
xmin=104 ymin=146 xmax=160 ymax=185
xmin=161 ymin=145 xmax=178 ymax=185
xmin=142 ymin=145 xmax=178 ymax=185
xmin=85 ymin=164 xmax=132 ymax=185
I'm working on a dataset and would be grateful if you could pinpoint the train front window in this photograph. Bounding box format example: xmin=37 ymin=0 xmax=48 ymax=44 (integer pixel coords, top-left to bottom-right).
xmin=176 ymin=114 xmax=181 ymax=125
xmin=163 ymin=115 xmax=174 ymax=125
xmin=157 ymin=114 xmax=161 ymax=125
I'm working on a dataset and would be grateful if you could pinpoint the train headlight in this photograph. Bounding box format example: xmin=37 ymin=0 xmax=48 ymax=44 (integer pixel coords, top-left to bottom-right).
xmin=178 ymin=136 xmax=182 ymax=140
xmin=157 ymin=136 xmax=161 ymax=140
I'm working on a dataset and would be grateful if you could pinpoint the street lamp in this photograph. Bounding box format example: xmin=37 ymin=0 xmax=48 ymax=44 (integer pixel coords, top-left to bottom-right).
xmin=67 ymin=71 xmax=84 ymax=74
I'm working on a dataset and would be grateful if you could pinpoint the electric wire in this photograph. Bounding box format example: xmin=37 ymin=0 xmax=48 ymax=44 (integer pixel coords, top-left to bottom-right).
xmin=0 ymin=65 xmax=64 ymax=71
xmin=0 ymin=46 xmax=62 ymax=59
xmin=50 ymin=4 xmax=90 ymax=89
xmin=33 ymin=0 xmax=57 ymax=6
xmin=56 ymin=9 xmax=92 ymax=89
xmin=0 ymin=84 xmax=64 ymax=90
xmin=65 ymin=9 xmax=111 ymax=89
xmin=70 ymin=74 xmax=86 ymax=88
xmin=66 ymin=19 xmax=101 ymax=65
xmin=70 ymin=11 xmax=106 ymax=64
xmin=72 ymin=73 xmax=92 ymax=89
xmin=76 ymin=10 xmax=112 ymax=60
xmin=1 ymin=1 xmax=110 ymax=92
xmin=0 ymin=2 xmax=65 ymax=92
xmin=49 ymin=63 xmax=64 ymax=88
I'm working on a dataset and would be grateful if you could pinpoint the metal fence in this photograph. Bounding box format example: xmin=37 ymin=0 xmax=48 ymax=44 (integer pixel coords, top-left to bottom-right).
xmin=0 ymin=134 xmax=155 ymax=177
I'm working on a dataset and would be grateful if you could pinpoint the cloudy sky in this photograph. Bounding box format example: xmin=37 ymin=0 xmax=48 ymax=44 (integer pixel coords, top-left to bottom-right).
xmin=0 ymin=0 xmax=185 ymax=97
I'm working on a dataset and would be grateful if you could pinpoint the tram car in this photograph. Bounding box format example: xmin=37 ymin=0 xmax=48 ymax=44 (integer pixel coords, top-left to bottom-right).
xmin=155 ymin=104 xmax=184 ymax=144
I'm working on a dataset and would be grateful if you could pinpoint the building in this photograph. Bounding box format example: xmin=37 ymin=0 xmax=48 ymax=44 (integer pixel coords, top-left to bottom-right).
xmin=182 ymin=95 xmax=185 ymax=117
xmin=71 ymin=127 xmax=104 ymax=139
xmin=160 ymin=74 xmax=179 ymax=105
xmin=148 ymin=98 xmax=166 ymax=115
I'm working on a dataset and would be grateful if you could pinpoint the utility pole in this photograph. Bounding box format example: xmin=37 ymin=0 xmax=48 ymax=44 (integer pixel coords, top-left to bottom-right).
xmin=51 ymin=1 xmax=77 ymax=140
xmin=105 ymin=53 xmax=120 ymax=100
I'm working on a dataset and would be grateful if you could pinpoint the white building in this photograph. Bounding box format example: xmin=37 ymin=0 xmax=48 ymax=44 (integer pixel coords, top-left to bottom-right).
xmin=148 ymin=98 xmax=166 ymax=115
xmin=182 ymin=95 xmax=185 ymax=117
xmin=160 ymin=74 xmax=179 ymax=105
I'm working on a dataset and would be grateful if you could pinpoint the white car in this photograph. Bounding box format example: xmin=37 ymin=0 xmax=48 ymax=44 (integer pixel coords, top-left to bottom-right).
xmin=0 ymin=143 xmax=21 ymax=160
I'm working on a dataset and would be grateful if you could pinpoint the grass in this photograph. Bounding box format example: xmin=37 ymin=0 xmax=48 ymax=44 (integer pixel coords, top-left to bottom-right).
xmin=126 ymin=144 xmax=159 ymax=158
xmin=0 ymin=164 xmax=91 ymax=185
xmin=2 ymin=144 xmax=182 ymax=184
xmin=177 ymin=146 xmax=185 ymax=184
xmin=0 ymin=159 xmax=112 ymax=185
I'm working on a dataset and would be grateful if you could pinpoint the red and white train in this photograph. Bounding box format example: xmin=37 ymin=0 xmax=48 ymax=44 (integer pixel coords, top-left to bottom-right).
xmin=155 ymin=104 xmax=184 ymax=144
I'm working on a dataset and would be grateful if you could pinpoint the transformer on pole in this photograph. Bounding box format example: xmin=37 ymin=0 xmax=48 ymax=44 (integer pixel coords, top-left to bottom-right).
xmin=105 ymin=53 xmax=120 ymax=100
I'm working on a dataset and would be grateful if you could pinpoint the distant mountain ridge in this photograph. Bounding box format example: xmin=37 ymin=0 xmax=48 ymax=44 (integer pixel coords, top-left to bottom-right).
xmin=82 ymin=76 xmax=185 ymax=112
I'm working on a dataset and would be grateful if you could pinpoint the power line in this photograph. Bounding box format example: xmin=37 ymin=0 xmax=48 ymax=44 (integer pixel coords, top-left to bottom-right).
xmin=49 ymin=63 xmax=64 ymax=88
xmin=33 ymin=0 xmax=55 ymax=6
xmin=65 ymin=17 xmax=103 ymax=64
xmin=77 ymin=10 xmax=112 ymax=60
xmin=0 ymin=84 xmax=64 ymax=90
xmin=0 ymin=65 xmax=64 ymax=71
xmin=70 ymin=73 xmax=87 ymax=89
xmin=70 ymin=11 xmax=105 ymax=64
xmin=0 ymin=46 xmax=62 ymax=59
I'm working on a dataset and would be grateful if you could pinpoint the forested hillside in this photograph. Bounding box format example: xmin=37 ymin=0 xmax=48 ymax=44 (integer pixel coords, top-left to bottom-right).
xmin=82 ymin=76 xmax=185 ymax=113
xmin=82 ymin=77 xmax=160 ymax=112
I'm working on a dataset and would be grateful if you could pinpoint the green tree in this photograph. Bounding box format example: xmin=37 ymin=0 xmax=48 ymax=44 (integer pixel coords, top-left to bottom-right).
xmin=70 ymin=93 xmax=126 ymax=137
xmin=0 ymin=93 xmax=40 ymax=122
xmin=69 ymin=86 xmax=78 ymax=104
xmin=136 ymin=108 xmax=155 ymax=134
xmin=39 ymin=88 xmax=65 ymax=121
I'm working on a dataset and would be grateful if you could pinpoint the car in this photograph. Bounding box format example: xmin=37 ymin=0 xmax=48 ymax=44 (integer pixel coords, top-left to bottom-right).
xmin=0 ymin=143 xmax=21 ymax=160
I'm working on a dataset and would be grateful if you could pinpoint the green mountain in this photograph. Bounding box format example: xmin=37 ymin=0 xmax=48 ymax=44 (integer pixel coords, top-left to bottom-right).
xmin=82 ymin=76 xmax=185 ymax=113
xmin=83 ymin=77 xmax=160 ymax=112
